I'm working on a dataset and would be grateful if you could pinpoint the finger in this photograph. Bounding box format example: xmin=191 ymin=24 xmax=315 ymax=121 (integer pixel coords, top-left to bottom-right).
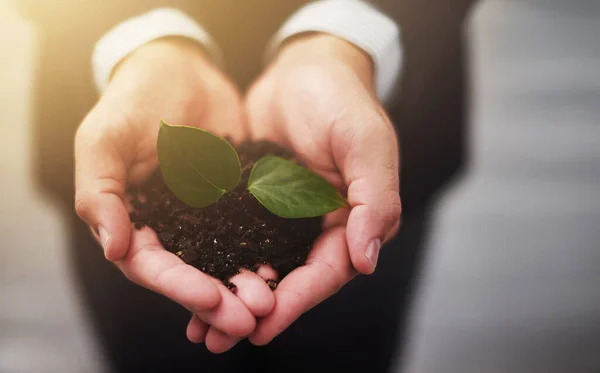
xmin=197 ymin=281 xmax=257 ymax=338
xmin=244 ymin=84 xmax=291 ymax=148
xmin=117 ymin=227 xmax=221 ymax=311
xmin=230 ymin=270 xmax=275 ymax=317
xmin=249 ymin=227 xmax=354 ymax=345
xmin=332 ymin=107 xmax=402 ymax=274
xmin=74 ymin=124 xmax=130 ymax=262
xmin=186 ymin=314 xmax=209 ymax=343
xmin=256 ymin=265 xmax=278 ymax=282
xmin=322 ymin=208 xmax=350 ymax=230
xmin=205 ymin=327 xmax=241 ymax=354
xmin=119 ymin=228 xmax=256 ymax=337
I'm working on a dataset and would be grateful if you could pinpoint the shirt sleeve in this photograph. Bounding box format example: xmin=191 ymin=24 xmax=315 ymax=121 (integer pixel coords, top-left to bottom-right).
xmin=91 ymin=2 xmax=402 ymax=103
xmin=92 ymin=8 xmax=222 ymax=93
xmin=267 ymin=0 xmax=403 ymax=105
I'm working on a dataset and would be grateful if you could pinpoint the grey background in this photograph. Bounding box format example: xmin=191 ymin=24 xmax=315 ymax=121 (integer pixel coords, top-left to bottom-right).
xmin=402 ymin=1 xmax=600 ymax=372
xmin=1 ymin=0 xmax=599 ymax=372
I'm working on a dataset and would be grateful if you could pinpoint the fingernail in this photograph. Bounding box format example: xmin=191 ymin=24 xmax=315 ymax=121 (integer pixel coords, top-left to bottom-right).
xmin=98 ymin=226 xmax=111 ymax=251
xmin=365 ymin=238 xmax=381 ymax=269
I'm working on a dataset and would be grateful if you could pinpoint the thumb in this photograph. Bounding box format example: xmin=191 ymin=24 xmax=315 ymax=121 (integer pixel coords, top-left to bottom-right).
xmin=334 ymin=108 xmax=402 ymax=275
xmin=244 ymin=79 xmax=285 ymax=144
xmin=74 ymin=127 xmax=131 ymax=262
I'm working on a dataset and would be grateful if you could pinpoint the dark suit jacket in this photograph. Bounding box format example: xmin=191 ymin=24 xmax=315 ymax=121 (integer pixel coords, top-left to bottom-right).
xmin=19 ymin=0 xmax=474 ymax=214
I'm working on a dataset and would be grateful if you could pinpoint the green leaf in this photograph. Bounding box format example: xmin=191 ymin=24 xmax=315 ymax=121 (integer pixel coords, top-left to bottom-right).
xmin=247 ymin=156 xmax=348 ymax=218
xmin=157 ymin=120 xmax=241 ymax=208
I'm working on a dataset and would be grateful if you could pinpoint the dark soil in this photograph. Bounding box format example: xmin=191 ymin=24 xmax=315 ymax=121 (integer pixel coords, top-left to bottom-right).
xmin=128 ymin=141 xmax=322 ymax=291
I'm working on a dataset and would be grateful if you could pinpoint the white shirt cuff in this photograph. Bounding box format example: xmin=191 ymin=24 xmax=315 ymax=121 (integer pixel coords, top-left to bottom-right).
xmin=92 ymin=8 xmax=222 ymax=93
xmin=267 ymin=0 xmax=403 ymax=105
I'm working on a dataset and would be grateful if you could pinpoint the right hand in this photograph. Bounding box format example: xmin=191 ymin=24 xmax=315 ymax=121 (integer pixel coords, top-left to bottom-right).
xmin=243 ymin=34 xmax=402 ymax=345
xmin=74 ymin=38 xmax=274 ymax=352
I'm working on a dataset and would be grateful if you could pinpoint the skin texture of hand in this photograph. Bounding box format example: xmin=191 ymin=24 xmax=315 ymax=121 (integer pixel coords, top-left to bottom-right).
xmin=242 ymin=34 xmax=402 ymax=345
xmin=74 ymin=38 xmax=275 ymax=353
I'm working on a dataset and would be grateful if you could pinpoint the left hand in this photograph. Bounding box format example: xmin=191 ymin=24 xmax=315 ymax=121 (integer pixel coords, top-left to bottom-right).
xmin=73 ymin=38 xmax=275 ymax=353
xmin=242 ymin=33 xmax=402 ymax=345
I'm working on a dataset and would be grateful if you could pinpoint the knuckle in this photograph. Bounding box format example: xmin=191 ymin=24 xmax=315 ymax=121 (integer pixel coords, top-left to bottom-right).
xmin=278 ymin=286 xmax=308 ymax=305
xmin=383 ymin=195 xmax=403 ymax=227
xmin=334 ymin=109 xmax=397 ymax=154
xmin=387 ymin=218 xmax=402 ymax=241
xmin=120 ymin=248 xmax=148 ymax=285
xmin=306 ymin=257 xmax=348 ymax=293
xmin=153 ymin=265 xmax=178 ymax=295
xmin=74 ymin=191 xmax=93 ymax=219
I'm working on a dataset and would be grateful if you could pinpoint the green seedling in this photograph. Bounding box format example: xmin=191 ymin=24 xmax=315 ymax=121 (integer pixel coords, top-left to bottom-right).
xmin=157 ymin=120 xmax=347 ymax=218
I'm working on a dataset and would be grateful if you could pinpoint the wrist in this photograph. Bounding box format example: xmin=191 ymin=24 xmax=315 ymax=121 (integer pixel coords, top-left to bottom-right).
xmin=273 ymin=33 xmax=375 ymax=91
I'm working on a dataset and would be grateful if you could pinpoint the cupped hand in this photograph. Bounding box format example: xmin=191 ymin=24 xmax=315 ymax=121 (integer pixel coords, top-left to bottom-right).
xmin=74 ymin=38 xmax=274 ymax=352
xmin=243 ymin=34 xmax=402 ymax=345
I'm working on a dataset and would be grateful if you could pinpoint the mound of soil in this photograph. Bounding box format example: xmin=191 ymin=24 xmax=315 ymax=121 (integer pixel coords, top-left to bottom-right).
xmin=128 ymin=141 xmax=322 ymax=291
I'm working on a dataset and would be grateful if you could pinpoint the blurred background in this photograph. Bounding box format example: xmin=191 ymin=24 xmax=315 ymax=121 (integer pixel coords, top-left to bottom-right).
xmin=0 ymin=0 xmax=108 ymax=372
xmin=0 ymin=0 xmax=598 ymax=372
